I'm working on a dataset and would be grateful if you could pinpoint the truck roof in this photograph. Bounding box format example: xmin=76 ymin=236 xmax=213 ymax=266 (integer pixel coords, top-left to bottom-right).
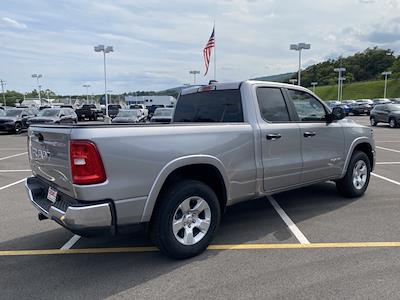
xmin=180 ymin=80 xmax=314 ymax=95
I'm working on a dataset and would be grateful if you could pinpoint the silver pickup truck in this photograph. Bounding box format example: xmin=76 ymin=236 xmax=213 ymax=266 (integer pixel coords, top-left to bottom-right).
xmin=26 ymin=81 xmax=375 ymax=258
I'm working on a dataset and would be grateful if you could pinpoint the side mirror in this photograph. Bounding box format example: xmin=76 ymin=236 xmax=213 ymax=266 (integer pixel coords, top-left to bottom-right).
xmin=60 ymin=114 xmax=65 ymax=118
xmin=328 ymin=107 xmax=346 ymax=122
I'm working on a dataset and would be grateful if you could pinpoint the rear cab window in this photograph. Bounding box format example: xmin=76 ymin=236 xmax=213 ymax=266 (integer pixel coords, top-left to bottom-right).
xmin=173 ymin=89 xmax=243 ymax=122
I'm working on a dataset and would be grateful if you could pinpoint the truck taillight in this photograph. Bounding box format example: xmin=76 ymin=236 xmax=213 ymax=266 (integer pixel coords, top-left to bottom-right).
xmin=70 ymin=140 xmax=106 ymax=185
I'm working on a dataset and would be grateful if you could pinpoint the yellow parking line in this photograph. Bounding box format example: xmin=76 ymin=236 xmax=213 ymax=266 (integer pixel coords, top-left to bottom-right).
xmin=2 ymin=242 xmax=400 ymax=256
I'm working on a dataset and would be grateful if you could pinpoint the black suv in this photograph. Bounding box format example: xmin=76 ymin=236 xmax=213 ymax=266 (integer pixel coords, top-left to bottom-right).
xmin=370 ymin=104 xmax=400 ymax=128
xmin=0 ymin=108 xmax=37 ymax=133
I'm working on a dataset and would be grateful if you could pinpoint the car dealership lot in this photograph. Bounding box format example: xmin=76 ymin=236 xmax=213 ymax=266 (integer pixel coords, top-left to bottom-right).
xmin=1 ymin=116 xmax=400 ymax=299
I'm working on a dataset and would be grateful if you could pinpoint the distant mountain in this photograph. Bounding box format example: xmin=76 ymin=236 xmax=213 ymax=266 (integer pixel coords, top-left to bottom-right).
xmin=251 ymin=72 xmax=295 ymax=82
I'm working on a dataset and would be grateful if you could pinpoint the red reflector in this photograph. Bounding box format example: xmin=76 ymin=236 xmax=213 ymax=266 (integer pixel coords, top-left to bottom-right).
xmin=198 ymin=85 xmax=216 ymax=92
xmin=70 ymin=140 xmax=106 ymax=185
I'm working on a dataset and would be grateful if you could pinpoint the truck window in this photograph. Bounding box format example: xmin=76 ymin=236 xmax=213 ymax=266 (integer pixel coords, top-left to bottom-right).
xmin=256 ymin=88 xmax=290 ymax=122
xmin=288 ymin=89 xmax=326 ymax=122
xmin=173 ymin=90 xmax=243 ymax=122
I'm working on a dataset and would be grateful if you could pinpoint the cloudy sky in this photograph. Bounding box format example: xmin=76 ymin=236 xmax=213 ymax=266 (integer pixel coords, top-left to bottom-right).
xmin=0 ymin=0 xmax=399 ymax=95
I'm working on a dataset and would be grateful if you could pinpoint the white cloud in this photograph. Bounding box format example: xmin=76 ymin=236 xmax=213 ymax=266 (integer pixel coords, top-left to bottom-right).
xmin=1 ymin=17 xmax=27 ymax=29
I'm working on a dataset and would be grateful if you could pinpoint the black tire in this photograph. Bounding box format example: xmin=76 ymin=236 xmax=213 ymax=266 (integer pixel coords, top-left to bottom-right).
xmin=389 ymin=118 xmax=397 ymax=128
xmin=336 ymin=150 xmax=371 ymax=198
xmin=150 ymin=180 xmax=221 ymax=259
xmin=366 ymin=112 xmax=370 ymax=116
xmin=370 ymin=116 xmax=377 ymax=126
xmin=14 ymin=122 xmax=22 ymax=134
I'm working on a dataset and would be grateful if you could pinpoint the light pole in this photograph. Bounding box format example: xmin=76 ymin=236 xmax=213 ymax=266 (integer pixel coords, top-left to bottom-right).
xmin=290 ymin=43 xmax=311 ymax=86
xmin=189 ymin=70 xmax=200 ymax=84
xmin=107 ymin=90 xmax=112 ymax=104
xmin=334 ymin=68 xmax=346 ymax=101
xmin=0 ymin=79 xmax=6 ymax=106
xmin=311 ymin=82 xmax=318 ymax=93
xmin=83 ymin=84 xmax=90 ymax=104
xmin=289 ymin=79 xmax=298 ymax=85
xmin=94 ymin=45 xmax=114 ymax=121
xmin=31 ymin=74 xmax=43 ymax=105
xmin=339 ymin=77 xmax=346 ymax=101
xmin=382 ymin=71 xmax=392 ymax=98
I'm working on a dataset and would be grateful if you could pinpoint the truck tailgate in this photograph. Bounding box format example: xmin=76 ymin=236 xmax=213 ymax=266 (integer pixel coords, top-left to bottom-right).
xmin=28 ymin=126 xmax=75 ymax=197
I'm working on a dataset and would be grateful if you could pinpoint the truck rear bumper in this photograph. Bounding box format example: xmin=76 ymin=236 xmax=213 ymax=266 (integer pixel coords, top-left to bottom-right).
xmin=25 ymin=176 xmax=115 ymax=236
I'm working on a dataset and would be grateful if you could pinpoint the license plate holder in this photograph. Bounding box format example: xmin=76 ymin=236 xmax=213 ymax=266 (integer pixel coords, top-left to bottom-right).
xmin=47 ymin=186 xmax=58 ymax=203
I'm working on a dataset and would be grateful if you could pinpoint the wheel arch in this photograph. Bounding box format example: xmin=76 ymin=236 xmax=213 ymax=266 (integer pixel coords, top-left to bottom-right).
xmin=141 ymin=155 xmax=229 ymax=222
xmin=341 ymin=138 xmax=375 ymax=177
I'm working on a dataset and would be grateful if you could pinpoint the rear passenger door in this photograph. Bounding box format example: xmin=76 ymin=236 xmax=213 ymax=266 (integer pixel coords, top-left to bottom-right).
xmin=256 ymin=87 xmax=302 ymax=192
xmin=286 ymin=89 xmax=345 ymax=183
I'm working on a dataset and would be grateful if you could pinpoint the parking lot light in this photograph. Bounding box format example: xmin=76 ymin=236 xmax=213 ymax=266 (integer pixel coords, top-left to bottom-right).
xmin=290 ymin=43 xmax=311 ymax=86
xmin=334 ymin=68 xmax=346 ymax=101
xmin=0 ymin=79 xmax=6 ymax=106
xmin=83 ymin=84 xmax=90 ymax=104
xmin=31 ymin=74 xmax=43 ymax=105
xmin=382 ymin=71 xmax=392 ymax=98
xmin=94 ymin=45 xmax=114 ymax=122
xmin=311 ymin=82 xmax=318 ymax=93
xmin=289 ymin=79 xmax=298 ymax=85
xmin=189 ymin=70 xmax=200 ymax=84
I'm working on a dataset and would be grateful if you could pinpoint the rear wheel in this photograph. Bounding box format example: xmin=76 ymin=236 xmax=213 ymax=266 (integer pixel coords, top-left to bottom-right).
xmin=151 ymin=180 xmax=221 ymax=259
xmin=370 ymin=117 xmax=377 ymax=126
xmin=389 ymin=118 xmax=397 ymax=128
xmin=336 ymin=151 xmax=371 ymax=198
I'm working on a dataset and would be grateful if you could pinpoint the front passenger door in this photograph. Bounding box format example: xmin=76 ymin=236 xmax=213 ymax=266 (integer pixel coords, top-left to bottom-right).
xmin=286 ymin=89 xmax=345 ymax=183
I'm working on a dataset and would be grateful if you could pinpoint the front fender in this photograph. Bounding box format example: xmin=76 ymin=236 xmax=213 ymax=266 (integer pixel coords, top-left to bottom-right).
xmin=341 ymin=137 xmax=375 ymax=177
xmin=140 ymin=155 xmax=229 ymax=222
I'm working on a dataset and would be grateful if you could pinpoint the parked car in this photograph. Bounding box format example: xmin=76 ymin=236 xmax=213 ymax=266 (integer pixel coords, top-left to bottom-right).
xmin=372 ymin=98 xmax=391 ymax=107
xmin=0 ymin=106 xmax=14 ymax=111
xmin=107 ymin=104 xmax=122 ymax=119
xmin=75 ymin=104 xmax=104 ymax=121
xmin=326 ymin=101 xmax=351 ymax=116
xmin=390 ymin=98 xmax=400 ymax=104
xmin=111 ymin=109 xmax=146 ymax=123
xmin=27 ymin=108 xmax=77 ymax=125
xmin=26 ymin=80 xmax=375 ymax=259
xmin=129 ymin=104 xmax=149 ymax=118
xmin=0 ymin=108 xmax=36 ymax=133
xmin=370 ymin=104 xmax=400 ymax=128
xmin=150 ymin=107 xmax=174 ymax=123
xmin=350 ymin=100 xmax=373 ymax=115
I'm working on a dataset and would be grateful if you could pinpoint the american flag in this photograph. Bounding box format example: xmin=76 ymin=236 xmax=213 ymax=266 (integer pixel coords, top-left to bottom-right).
xmin=203 ymin=26 xmax=215 ymax=76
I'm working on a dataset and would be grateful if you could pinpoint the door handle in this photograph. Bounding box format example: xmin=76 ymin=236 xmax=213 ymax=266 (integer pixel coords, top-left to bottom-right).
xmin=266 ymin=133 xmax=282 ymax=140
xmin=303 ymin=131 xmax=316 ymax=137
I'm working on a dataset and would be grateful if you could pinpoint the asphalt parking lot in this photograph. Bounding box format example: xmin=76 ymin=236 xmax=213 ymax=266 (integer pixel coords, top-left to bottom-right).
xmin=1 ymin=116 xmax=400 ymax=299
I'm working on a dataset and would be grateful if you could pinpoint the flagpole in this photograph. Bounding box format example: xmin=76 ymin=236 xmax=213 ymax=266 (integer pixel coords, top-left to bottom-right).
xmin=213 ymin=20 xmax=216 ymax=81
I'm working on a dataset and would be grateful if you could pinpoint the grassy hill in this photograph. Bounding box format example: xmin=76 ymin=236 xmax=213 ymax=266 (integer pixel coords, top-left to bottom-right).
xmin=313 ymin=79 xmax=400 ymax=100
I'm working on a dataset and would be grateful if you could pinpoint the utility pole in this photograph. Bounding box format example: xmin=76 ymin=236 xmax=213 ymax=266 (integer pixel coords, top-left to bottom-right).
xmin=0 ymin=79 xmax=6 ymax=106
xmin=31 ymin=74 xmax=43 ymax=105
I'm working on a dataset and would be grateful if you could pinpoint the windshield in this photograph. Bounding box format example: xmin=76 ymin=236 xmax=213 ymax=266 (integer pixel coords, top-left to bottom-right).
xmin=5 ymin=110 xmax=23 ymax=117
xmin=117 ymin=110 xmax=140 ymax=117
xmin=38 ymin=109 xmax=60 ymax=117
xmin=153 ymin=108 xmax=173 ymax=117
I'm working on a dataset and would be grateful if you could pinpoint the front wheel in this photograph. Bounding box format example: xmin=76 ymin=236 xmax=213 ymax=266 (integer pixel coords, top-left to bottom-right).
xmin=336 ymin=151 xmax=371 ymax=198
xmin=150 ymin=180 xmax=221 ymax=259
xmin=389 ymin=118 xmax=397 ymax=128
xmin=14 ymin=122 xmax=22 ymax=134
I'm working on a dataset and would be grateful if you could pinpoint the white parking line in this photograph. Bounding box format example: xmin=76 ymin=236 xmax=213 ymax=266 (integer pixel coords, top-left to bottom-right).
xmin=371 ymin=173 xmax=400 ymax=187
xmin=0 ymin=178 xmax=26 ymax=191
xmin=376 ymin=146 xmax=400 ymax=154
xmin=376 ymin=162 xmax=400 ymax=165
xmin=267 ymin=195 xmax=310 ymax=244
xmin=0 ymin=148 xmax=26 ymax=150
xmin=60 ymin=235 xmax=81 ymax=250
xmin=0 ymin=169 xmax=31 ymax=172
xmin=0 ymin=152 xmax=28 ymax=161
